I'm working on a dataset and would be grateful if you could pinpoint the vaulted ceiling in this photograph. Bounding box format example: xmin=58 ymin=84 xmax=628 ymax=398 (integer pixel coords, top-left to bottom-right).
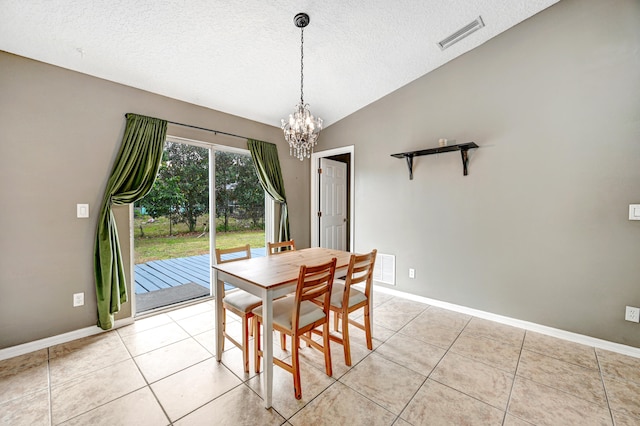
xmin=1 ymin=0 xmax=559 ymax=127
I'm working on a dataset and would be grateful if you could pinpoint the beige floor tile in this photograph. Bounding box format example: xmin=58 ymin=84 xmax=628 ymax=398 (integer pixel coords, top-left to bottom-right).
xmin=116 ymin=313 xmax=173 ymax=337
xmin=193 ymin=328 xmax=245 ymax=358
xmin=611 ymin=410 xmax=640 ymax=426
xmin=508 ymin=377 xmax=612 ymax=426
xmin=298 ymin=337 xmax=371 ymax=379
xmin=449 ymin=333 xmax=521 ymax=373
xmin=372 ymin=308 xmax=422 ymax=332
xmin=343 ymin=320 xmax=395 ymax=350
xmin=0 ymin=349 xmax=47 ymax=376
xmin=175 ymin=309 xmax=216 ymax=336
xmin=0 ymin=388 xmax=49 ymax=426
xmin=370 ymin=291 xmax=395 ymax=307
xmin=50 ymin=358 xmax=146 ymax=424
xmin=4 ymin=298 xmax=640 ymax=426
xmin=523 ymin=332 xmax=598 ymax=370
xmin=398 ymin=320 xmax=461 ymax=350
xmin=134 ymin=337 xmax=212 ymax=383
xmin=374 ymin=333 xmax=445 ymax=375
xmin=247 ymin=356 xmax=336 ymax=419
xmin=291 ymin=381 xmax=396 ymax=426
xmin=339 ymin=353 xmax=425 ymax=415
xmin=370 ymin=297 xmax=428 ymax=332
xmin=430 ymin=352 xmax=513 ymax=410
xmin=120 ymin=321 xmax=190 ymax=356
xmin=218 ymin=344 xmax=260 ymax=380
xmin=596 ymin=348 xmax=640 ymax=385
xmin=49 ymin=332 xmax=131 ymax=386
xmin=167 ymin=301 xmax=213 ymax=322
xmin=503 ymin=414 xmax=535 ymax=426
xmin=462 ymin=317 xmax=525 ymax=347
xmin=0 ymin=350 xmax=48 ymax=404
xmin=174 ymin=384 xmax=285 ymax=426
xmin=415 ymin=306 xmax=472 ymax=332
xmin=59 ymin=387 xmax=168 ymax=426
xmin=381 ymin=298 xmax=429 ymax=317
xmin=152 ymin=358 xmax=242 ymax=421
xmin=517 ymin=349 xmax=606 ymax=405
xmin=401 ymin=379 xmax=504 ymax=426
xmin=603 ymin=375 xmax=640 ymax=419
xmin=193 ymin=328 xmax=217 ymax=356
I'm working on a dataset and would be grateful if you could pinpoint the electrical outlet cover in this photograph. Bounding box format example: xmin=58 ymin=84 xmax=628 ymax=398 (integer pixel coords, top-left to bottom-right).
xmin=73 ymin=292 xmax=85 ymax=307
xmin=625 ymin=306 xmax=639 ymax=323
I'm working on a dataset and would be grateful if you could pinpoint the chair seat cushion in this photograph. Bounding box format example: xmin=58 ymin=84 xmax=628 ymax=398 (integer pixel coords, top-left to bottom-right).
xmin=328 ymin=280 xmax=367 ymax=309
xmin=223 ymin=290 xmax=262 ymax=312
xmin=253 ymin=296 xmax=326 ymax=331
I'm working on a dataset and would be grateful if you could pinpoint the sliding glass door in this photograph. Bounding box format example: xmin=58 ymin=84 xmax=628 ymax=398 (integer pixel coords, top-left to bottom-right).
xmin=133 ymin=138 xmax=268 ymax=314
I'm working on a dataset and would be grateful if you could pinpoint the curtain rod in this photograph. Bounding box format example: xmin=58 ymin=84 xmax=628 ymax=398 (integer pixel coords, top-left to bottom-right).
xmin=124 ymin=114 xmax=249 ymax=140
xmin=166 ymin=120 xmax=247 ymax=140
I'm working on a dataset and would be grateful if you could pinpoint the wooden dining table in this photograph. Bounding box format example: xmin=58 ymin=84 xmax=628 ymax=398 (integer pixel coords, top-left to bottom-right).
xmin=212 ymin=247 xmax=353 ymax=408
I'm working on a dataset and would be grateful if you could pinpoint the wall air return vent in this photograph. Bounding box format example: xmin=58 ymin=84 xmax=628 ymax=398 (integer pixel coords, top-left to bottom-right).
xmin=438 ymin=16 xmax=485 ymax=50
xmin=373 ymin=253 xmax=395 ymax=285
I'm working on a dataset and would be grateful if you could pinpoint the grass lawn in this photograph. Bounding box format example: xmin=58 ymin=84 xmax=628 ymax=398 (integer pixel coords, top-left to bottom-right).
xmin=134 ymin=214 xmax=265 ymax=264
xmin=134 ymin=230 xmax=265 ymax=264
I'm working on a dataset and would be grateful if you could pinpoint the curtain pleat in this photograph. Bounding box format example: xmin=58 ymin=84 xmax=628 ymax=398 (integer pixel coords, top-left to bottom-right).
xmin=247 ymin=139 xmax=290 ymax=242
xmin=94 ymin=113 xmax=167 ymax=329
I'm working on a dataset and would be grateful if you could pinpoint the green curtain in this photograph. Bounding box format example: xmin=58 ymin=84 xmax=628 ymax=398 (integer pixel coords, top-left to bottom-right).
xmin=94 ymin=113 xmax=167 ymax=330
xmin=247 ymin=139 xmax=290 ymax=242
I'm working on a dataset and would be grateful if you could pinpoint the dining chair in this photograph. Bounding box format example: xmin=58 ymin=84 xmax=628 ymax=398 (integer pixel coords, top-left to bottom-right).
xmin=319 ymin=249 xmax=377 ymax=366
xmin=215 ymin=244 xmax=262 ymax=373
xmin=267 ymin=239 xmax=296 ymax=255
xmin=253 ymin=257 xmax=337 ymax=399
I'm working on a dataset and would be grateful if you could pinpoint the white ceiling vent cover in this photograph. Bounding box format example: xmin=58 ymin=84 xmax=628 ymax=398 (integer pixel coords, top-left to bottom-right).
xmin=373 ymin=253 xmax=395 ymax=285
xmin=438 ymin=16 xmax=485 ymax=50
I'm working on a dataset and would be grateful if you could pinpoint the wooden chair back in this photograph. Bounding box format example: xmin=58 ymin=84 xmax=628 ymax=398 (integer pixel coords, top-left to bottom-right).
xmin=292 ymin=258 xmax=336 ymax=331
xmin=267 ymin=239 xmax=296 ymax=255
xmin=215 ymin=244 xmax=251 ymax=264
xmin=342 ymin=249 xmax=377 ymax=303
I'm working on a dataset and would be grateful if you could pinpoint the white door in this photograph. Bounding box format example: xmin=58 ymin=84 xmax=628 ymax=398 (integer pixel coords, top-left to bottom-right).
xmin=319 ymin=158 xmax=347 ymax=250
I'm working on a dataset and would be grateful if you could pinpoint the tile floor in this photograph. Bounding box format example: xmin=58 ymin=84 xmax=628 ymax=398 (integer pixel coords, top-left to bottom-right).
xmin=1 ymin=292 xmax=639 ymax=425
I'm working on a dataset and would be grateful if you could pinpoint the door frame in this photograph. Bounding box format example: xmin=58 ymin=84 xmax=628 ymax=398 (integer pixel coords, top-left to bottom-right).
xmin=310 ymin=145 xmax=355 ymax=249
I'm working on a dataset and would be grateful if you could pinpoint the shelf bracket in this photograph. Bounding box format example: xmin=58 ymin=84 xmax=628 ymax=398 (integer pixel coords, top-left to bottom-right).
xmin=405 ymin=155 xmax=414 ymax=180
xmin=460 ymin=148 xmax=470 ymax=176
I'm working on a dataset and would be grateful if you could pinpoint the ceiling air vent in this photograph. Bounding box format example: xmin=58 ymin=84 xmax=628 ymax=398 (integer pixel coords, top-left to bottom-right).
xmin=438 ymin=16 xmax=485 ymax=50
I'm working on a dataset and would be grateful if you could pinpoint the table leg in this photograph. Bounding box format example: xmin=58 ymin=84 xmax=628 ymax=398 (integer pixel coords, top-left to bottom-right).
xmin=262 ymin=288 xmax=274 ymax=408
xmin=214 ymin=273 xmax=224 ymax=361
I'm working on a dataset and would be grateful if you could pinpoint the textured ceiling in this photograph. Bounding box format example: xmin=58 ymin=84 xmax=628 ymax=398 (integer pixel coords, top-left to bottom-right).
xmin=0 ymin=0 xmax=559 ymax=127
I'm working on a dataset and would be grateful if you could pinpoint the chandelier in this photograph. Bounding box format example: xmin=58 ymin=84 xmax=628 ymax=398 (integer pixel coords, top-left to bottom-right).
xmin=281 ymin=13 xmax=323 ymax=161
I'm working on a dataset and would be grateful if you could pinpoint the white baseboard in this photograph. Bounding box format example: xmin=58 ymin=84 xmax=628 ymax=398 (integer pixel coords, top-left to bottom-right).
xmin=373 ymin=284 xmax=640 ymax=359
xmin=3 ymin=287 xmax=639 ymax=361
xmin=0 ymin=318 xmax=134 ymax=361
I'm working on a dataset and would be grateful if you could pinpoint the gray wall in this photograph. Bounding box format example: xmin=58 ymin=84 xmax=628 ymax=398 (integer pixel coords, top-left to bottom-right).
xmin=1 ymin=0 xmax=638 ymax=351
xmin=0 ymin=53 xmax=310 ymax=348
xmin=321 ymin=0 xmax=640 ymax=347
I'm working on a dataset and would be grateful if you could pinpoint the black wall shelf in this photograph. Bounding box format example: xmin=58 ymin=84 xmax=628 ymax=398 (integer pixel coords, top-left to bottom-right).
xmin=391 ymin=142 xmax=479 ymax=180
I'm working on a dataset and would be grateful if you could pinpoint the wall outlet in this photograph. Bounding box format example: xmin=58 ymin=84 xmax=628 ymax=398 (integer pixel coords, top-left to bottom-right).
xmin=625 ymin=306 xmax=639 ymax=323
xmin=409 ymin=268 xmax=415 ymax=279
xmin=73 ymin=292 xmax=84 ymax=307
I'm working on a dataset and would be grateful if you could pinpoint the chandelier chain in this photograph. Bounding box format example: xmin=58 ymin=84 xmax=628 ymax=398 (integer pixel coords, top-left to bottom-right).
xmin=300 ymin=27 xmax=304 ymax=104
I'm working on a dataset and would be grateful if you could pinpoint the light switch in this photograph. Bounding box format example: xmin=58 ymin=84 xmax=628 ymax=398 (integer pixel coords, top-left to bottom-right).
xmin=77 ymin=204 xmax=89 ymax=218
xmin=629 ymin=204 xmax=640 ymax=221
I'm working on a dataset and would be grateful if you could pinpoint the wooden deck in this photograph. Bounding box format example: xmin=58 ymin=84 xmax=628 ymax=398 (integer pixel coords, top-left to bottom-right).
xmin=134 ymin=247 xmax=267 ymax=294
